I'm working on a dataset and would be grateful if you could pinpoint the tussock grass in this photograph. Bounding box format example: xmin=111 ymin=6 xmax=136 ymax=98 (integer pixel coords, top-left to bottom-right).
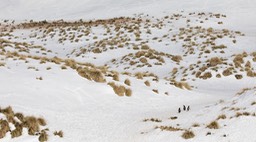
xmin=39 ymin=131 xmax=48 ymax=142
xmin=156 ymin=126 xmax=183 ymax=131
xmin=182 ymin=130 xmax=195 ymax=139
xmin=54 ymin=130 xmax=64 ymax=138
xmin=207 ymin=121 xmax=219 ymax=129
xmin=217 ymin=114 xmax=226 ymax=120
xmin=124 ymin=79 xmax=131 ymax=86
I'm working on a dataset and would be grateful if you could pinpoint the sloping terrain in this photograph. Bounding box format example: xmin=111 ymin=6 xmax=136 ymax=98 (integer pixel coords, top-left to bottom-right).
xmin=0 ymin=0 xmax=256 ymax=142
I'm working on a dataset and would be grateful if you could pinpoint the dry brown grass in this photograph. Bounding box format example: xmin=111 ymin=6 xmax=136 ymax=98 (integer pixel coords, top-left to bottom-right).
xmin=124 ymin=79 xmax=131 ymax=86
xmin=39 ymin=131 xmax=48 ymax=142
xmin=192 ymin=123 xmax=200 ymax=127
xmin=208 ymin=57 xmax=222 ymax=67
xmin=235 ymin=74 xmax=243 ymax=80
xmin=217 ymin=114 xmax=227 ymax=120
xmin=77 ymin=67 xmax=106 ymax=83
xmin=125 ymin=88 xmax=132 ymax=97
xmin=144 ymin=80 xmax=150 ymax=86
xmin=135 ymin=72 xmax=143 ymax=79
xmin=182 ymin=130 xmax=195 ymax=139
xmin=24 ymin=116 xmax=40 ymax=135
xmin=171 ymin=55 xmax=182 ymax=63
xmin=37 ymin=117 xmax=47 ymax=126
xmin=11 ymin=127 xmax=23 ymax=138
xmin=54 ymin=130 xmax=63 ymax=138
xmin=156 ymin=126 xmax=183 ymax=131
xmin=0 ymin=62 xmax=5 ymax=66
xmin=173 ymin=81 xmax=192 ymax=90
xmin=222 ymin=68 xmax=233 ymax=76
xmin=200 ymin=72 xmax=212 ymax=79
xmin=207 ymin=121 xmax=219 ymax=129
xmin=152 ymin=89 xmax=159 ymax=94
xmin=108 ymin=82 xmax=127 ymax=96
xmin=113 ymin=74 xmax=119 ymax=81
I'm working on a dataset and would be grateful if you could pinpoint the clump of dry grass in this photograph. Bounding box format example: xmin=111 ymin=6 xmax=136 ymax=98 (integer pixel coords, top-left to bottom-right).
xmin=207 ymin=121 xmax=219 ymax=129
xmin=173 ymin=81 xmax=192 ymax=90
xmin=64 ymin=59 xmax=77 ymax=69
xmin=143 ymin=118 xmax=162 ymax=122
xmin=113 ymin=73 xmax=119 ymax=81
xmin=77 ymin=67 xmax=106 ymax=83
xmin=124 ymin=79 xmax=131 ymax=86
xmin=212 ymin=44 xmax=227 ymax=50
xmin=108 ymin=82 xmax=129 ymax=96
xmin=251 ymin=101 xmax=256 ymax=105
xmin=54 ymin=130 xmax=64 ymax=138
xmin=24 ymin=116 xmax=40 ymax=135
xmin=152 ymin=89 xmax=159 ymax=94
xmin=171 ymin=55 xmax=182 ymax=63
xmin=217 ymin=114 xmax=227 ymax=120
xmin=144 ymin=80 xmax=150 ymax=86
xmin=182 ymin=130 xmax=195 ymax=139
xmin=11 ymin=126 xmax=23 ymax=138
xmin=200 ymin=72 xmax=212 ymax=79
xmin=222 ymin=68 xmax=233 ymax=76
xmin=135 ymin=72 xmax=143 ymax=79
xmin=156 ymin=126 xmax=183 ymax=131
xmin=0 ymin=120 xmax=10 ymax=135
xmin=39 ymin=131 xmax=48 ymax=142
xmin=15 ymin=112 xmax=24 ymax=122
xmin=37 ymin=117 xmax=47 ymax=126
xmin=125 ymin=88 xmax=132 ymax=97
xmin=192 ymin=123 xmax=200 ymax=127
xmin=235 ymin=74 xmax=243 ymax=80
xmin=0 ymin=62 xmax=5 ymax=66
xmin=208 ymin=57 xmax=222 ymax=67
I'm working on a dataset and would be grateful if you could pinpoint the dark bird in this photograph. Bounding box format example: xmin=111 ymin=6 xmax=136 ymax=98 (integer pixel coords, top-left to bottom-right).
xmin=183 ymin=105 xmax=186 ymax=111
xmin=187 ymin=105 xmax=190 ymax=111
xmin=178 ymin=107 xmax=181 ymax=113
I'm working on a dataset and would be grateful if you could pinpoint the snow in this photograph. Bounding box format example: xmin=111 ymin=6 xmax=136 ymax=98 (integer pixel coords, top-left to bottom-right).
xmin=0 ymin=0 xmax=256 ymax=142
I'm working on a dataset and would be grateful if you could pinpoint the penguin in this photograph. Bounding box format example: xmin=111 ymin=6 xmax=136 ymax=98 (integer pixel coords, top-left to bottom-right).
xmin=187 ymin=105 xmax=190 ymax=111
xmin=183 ymin=105 xmax=186 ymax=111
xmin=178 ymin=107 xmax=181 ymax=113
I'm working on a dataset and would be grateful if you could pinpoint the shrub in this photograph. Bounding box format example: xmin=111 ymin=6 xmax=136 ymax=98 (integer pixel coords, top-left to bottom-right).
xmin=182 ymin=130 xmax=195 ymax=139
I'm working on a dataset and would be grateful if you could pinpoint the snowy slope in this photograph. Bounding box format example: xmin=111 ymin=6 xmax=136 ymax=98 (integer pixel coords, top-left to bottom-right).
xmin=0 ymin=0 xmax=256 ymax=142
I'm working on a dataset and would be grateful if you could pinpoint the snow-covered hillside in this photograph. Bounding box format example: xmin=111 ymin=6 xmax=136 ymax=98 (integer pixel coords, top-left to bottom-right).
xmin=0 ymin=0 xmax=256 ymax=142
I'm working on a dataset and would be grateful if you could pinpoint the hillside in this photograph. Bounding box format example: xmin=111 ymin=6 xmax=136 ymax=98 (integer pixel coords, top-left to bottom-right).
xmin=0 ymin=0 xmax=256 ymax=142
